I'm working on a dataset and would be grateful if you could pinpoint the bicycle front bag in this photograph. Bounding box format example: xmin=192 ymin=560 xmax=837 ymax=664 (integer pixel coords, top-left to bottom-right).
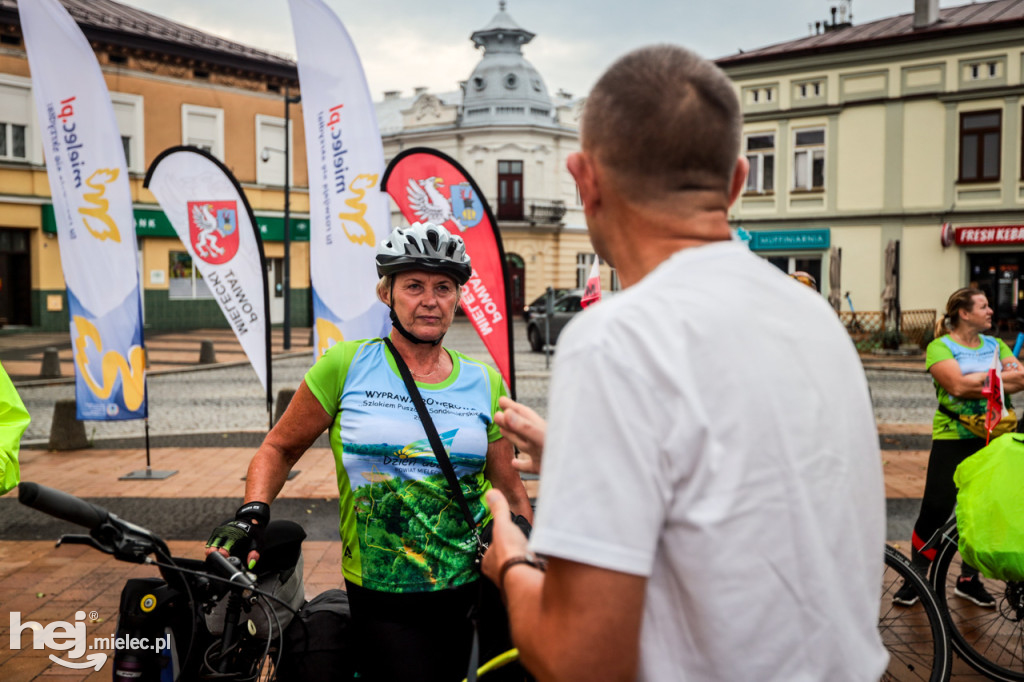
xmin=954 ymin=433 xmax=1024 ymax=581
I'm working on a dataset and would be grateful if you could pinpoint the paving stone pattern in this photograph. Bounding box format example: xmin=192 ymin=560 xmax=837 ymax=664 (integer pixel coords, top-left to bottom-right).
xmin=16 ymin=319 xmax=555 ymax=445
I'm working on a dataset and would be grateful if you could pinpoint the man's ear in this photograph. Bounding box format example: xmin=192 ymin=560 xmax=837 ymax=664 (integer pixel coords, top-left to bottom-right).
xmin=568 ymin=151 xmax=600 ymax=213
xmin=727 ymin=156 xmax=749 ymax=208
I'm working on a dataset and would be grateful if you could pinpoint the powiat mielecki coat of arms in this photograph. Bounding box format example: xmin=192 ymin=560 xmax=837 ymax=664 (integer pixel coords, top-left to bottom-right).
xmin=188 ymin=200 xmax=239 ymax=265
xmin=406 ymin=177 xmax=484 ymax=233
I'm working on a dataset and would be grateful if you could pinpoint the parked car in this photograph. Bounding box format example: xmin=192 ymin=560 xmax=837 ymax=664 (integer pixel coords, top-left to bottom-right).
xmin=525 ymin=289 xmax=584 ymax=351
xmin=522 ymin=288 xmax=572 ymax=321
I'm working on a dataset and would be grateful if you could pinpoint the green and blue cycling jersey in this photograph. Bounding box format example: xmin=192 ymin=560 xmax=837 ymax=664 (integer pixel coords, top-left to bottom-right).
xmin=304 ymin=338 xmax=506 ymax=593
xmin=925 ymin=334 xmax=1014 ymax=440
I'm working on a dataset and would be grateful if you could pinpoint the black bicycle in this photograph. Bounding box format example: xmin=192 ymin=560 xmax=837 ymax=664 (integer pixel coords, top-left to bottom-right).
xmin=925 ymin=519 xmax=1024 ymax=681
xmin=17 ymin=481 xmax=308 ymax=681
xmin=16 ymin=481 xmax=519 ymax=681
xmin=881 ymin=544 xmax=952 ymax=682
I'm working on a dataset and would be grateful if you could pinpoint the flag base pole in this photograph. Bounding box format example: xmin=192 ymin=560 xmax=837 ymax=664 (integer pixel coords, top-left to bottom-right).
xmin=120 ymin=417 xmax=177 ymax=480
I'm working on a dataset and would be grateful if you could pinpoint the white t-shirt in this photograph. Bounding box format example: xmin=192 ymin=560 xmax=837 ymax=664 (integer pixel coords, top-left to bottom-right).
xmin=529 ymin=241 xmax=887 ymax=681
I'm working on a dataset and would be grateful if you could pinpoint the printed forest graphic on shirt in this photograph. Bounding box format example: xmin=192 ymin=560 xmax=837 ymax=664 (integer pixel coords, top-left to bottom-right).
xmin=344 ymin=428 xmax=487 ymax=592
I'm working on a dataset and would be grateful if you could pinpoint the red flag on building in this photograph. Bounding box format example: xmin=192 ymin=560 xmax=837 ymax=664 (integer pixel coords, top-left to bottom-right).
xmin=581 ymin=256 xmax=602 ymax=309
xmin=383 ymin=148 xmax=515 ymax=397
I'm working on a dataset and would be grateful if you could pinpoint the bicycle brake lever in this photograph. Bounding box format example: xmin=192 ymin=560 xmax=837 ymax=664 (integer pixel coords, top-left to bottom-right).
xmin=57 ymin=534 xmax=115 ymax=554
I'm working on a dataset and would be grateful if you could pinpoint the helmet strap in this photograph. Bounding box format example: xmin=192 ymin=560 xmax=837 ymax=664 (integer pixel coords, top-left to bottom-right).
xmin=388 ymin=280 xmax=443 ymax=346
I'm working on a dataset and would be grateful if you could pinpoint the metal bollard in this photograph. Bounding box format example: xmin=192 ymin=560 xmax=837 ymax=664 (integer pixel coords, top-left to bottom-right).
xmin=274 ymin=388 xmax=296 ymax=425
xmin=198 ymin=340 xmax=217 ymax=364
xmin=39 ymin=347 xmax=62 ymax=378
xmin=48 ymin=399 xmax=91 ymax=451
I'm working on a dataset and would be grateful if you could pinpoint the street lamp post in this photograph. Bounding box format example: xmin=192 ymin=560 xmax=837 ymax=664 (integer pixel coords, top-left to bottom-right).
xmin=282 ymin=87 xmax=301 ymax=350
xmin=261 ymin=87 xmax=301 ymax=350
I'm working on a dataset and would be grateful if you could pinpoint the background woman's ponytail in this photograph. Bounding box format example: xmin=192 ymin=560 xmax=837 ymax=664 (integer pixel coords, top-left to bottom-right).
xmin=937 ymin=287 xmax=984 ymax=337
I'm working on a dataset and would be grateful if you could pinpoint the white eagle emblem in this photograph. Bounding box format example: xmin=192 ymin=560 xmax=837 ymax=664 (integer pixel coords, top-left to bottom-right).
xmin=406 ymin=177 xmax=465 ymax=232
xmin=191 ymin=203 xmax=226 ymax=259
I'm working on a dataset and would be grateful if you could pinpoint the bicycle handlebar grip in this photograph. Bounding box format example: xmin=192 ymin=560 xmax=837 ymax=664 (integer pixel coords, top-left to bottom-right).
xmin=205 ymin=551 xmax=256 ymax=589
xmin=18 ymin=482 xmax=110 ymax=531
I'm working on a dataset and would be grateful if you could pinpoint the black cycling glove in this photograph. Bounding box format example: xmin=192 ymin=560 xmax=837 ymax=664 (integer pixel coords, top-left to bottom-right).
xmin=206 ymin=501 xmax=270 ymax=567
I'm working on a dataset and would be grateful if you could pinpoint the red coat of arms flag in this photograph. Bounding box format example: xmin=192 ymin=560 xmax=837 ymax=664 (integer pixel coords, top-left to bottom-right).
xmin=383 ymin=148 xmax=515 ymax=396
xmin=188 ymin=200 xmax=239 ymax=265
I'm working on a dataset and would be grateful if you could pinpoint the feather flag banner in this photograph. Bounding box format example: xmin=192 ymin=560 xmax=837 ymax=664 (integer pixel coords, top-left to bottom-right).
xmin=383 ymin=148 xmax=516 ymax=396
xmin=20 ymin=0 xmax=146 ymax=420
xmin=581 ymin=256 xmax=602 ymax=309
xmin=288 ymin=0 xmax=390 ymax=359
xmin=144 ymin=148 xmax=272 ymax=412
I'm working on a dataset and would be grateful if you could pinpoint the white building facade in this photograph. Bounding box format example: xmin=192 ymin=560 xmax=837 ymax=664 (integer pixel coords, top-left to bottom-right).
xmin=719 ymin=0 xmax=1024 ymax=345
xmin=375 ymin=3 xmax=609 ymax=313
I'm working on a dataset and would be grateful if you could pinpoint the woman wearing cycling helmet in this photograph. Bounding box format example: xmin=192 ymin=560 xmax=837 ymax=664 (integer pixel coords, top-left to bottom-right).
xmin=208 ymin=221 xmax=532 ymax=681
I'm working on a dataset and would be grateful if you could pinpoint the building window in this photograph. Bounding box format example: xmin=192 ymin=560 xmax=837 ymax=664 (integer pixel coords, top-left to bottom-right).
xmin=967 ymin=61 xmax=1000 ymax=81
xmin=576 ymin=253 xmax=597 ymax=288
xmin=745 ymin=133 xmax=775 ymax=193
xmin=747 ymin=87 xmax=776 ymax=105
xmin=0 ymin=122 xmax=26 ymax=160
xmin=256 ymin=114 xmax=291 ymax=186
xmin=111 ymin=92 xmax=144 ymax=172
xmin=497 ymin=160 xmax=523 ymax=220
xmin=766 ymin=256 xmax=822 ymax=292
xmin=0 ymin=78 xmax=33 ymax=162
xmin=793 ymin=128 xmax=825 ymax=191
xmin=168 ymin=251 xmax=213 ymax=299
xmin=959 ymin=110 xmax=1001 ymax=183
xmin=182 ymin=104 xmax=224 ymax=159
xmin=797 ymin=81 xmax=823 ymax=99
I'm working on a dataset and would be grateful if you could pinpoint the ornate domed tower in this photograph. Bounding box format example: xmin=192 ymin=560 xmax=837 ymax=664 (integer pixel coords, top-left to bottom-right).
xmin=461 ymin=1 xmax=556 ymax=128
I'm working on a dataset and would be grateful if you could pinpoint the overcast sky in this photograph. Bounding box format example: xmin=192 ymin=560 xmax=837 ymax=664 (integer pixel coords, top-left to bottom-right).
xmin=116 ymin=0 xmax=955 ymax=100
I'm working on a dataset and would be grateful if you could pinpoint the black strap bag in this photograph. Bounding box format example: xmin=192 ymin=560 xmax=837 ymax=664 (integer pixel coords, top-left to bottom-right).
xmin=385 ymin=338 xmax=531 ymax=682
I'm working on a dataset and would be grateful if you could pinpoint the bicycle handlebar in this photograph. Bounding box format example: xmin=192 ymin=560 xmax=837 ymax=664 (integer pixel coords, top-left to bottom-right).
xmin=18 ymin=481 xmax=110 ymax=531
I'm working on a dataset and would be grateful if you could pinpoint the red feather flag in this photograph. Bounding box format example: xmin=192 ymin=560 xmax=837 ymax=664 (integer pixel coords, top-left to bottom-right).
xmin=383 ymin=148 xmax=515 ymax=397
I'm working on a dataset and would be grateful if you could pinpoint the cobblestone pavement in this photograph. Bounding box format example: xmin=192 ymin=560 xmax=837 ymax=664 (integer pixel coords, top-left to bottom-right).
xmin=16 ymin=319 xmax=556 ymax=444
xmin=865 ymin=368 xmax=936 ymax=425
xmin=10 ymin=315 xmax=940 ymax=445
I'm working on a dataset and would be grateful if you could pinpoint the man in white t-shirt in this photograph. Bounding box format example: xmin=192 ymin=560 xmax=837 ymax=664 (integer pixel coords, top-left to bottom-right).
xmin=481 ymin=45 xmax=887 ymax=681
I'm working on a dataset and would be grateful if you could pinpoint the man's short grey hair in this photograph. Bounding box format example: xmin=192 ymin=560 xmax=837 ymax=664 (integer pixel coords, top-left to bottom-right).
xmin=582 ymin=45 xmax=742 ymax=199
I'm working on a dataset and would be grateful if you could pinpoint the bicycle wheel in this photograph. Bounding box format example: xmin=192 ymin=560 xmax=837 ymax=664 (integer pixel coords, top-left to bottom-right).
xmin=880 ymin=545 xmax=951 ymax=682
xmin=931 ymin=527 xmax=1024 ymax=680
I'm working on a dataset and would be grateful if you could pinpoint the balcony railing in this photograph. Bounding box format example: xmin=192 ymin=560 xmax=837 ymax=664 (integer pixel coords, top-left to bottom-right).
xmin=527 ymin=200 xmax=567 ymax=225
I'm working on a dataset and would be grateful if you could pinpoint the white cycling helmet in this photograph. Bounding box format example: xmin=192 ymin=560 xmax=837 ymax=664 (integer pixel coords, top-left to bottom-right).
xmin=376 ymin=222 xmax=472 ymax=286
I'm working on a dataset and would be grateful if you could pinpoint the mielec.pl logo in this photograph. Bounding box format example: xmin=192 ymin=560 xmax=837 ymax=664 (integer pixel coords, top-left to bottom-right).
xmin=9 ymin=610 xmax=106 ymax=670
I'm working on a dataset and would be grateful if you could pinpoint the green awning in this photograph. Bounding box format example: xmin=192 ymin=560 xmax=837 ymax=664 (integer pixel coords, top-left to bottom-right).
xmin=41 ymin=204 xmax=310 ymax=242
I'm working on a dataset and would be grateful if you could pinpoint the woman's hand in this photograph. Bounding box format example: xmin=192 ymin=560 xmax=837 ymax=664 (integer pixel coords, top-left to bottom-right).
xmin=494 ymin=396 xmax=547 ymax=474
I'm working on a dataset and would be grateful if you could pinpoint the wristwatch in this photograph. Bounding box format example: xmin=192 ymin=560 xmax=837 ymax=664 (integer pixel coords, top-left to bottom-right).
xmin=499 ymin=551 xmax=547 ymax=591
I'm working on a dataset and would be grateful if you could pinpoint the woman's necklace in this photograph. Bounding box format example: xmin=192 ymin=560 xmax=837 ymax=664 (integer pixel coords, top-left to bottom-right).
xmin=409 ymin=354 xmax=442 ymax=379
xmin=950 ymin=329 xmax=980 ymax=347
